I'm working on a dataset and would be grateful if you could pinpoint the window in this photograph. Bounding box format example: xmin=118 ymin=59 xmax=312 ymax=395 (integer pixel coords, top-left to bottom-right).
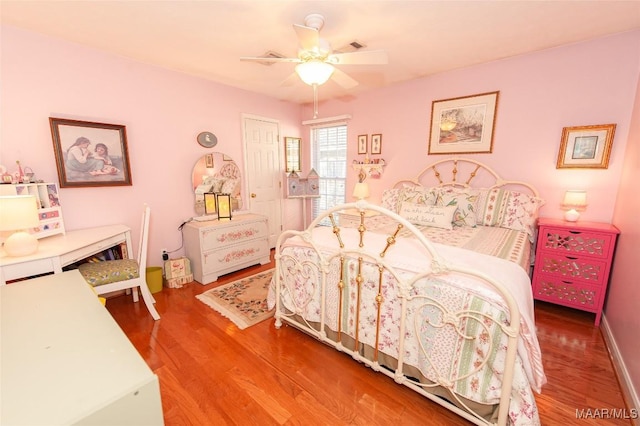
xmin=310 ymin=124 xmax=347 ymax=223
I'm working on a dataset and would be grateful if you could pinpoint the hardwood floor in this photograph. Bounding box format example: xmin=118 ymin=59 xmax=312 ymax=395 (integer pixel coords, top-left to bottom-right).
xmin=106 ymin=254 xmax=633 ymax=425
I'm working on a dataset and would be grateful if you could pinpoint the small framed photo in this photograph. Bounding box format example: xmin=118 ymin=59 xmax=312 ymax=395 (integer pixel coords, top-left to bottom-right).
xmin=557 ymin=124 xmax=616 ymax=169
xmin=204 ymin=192 xmax=217 ymax=215
xmin=371 ymin=134 xmax=382 ymax=154
xmin=357 ymin=135 xmax=368 ymax=154
xmin=428 ymin=91 xmax=499 ymax=155
xmin=49 ymin=117 xmax=132 ymax=188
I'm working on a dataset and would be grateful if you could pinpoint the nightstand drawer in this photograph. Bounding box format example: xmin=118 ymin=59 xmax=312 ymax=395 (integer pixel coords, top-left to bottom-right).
xmin=538 ymin=226 xmax=615 ymax=260
xmin=537 ymin=252 xmax=608 ymax=286
xmin=532 ymin=274 xmax=601 ymax=311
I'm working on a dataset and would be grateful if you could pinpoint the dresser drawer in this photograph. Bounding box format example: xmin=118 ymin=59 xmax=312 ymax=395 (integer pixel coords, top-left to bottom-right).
xmin=202 ymin=238 xmax=269 ymax=273
xmin=536 ymin=252 xmax=608 ymax=286
xmin=532 ymin=274 xmax=601 ymax=311
xmin=200 ymin=220 xmax=268 ymax=251
xmin=538 ymin=226 xmax=615 ymax=260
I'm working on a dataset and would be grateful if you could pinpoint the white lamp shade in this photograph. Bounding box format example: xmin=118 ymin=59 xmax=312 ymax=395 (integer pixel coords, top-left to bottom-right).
xmin=562 ymin=190 xmax=587 ymax=222
xmin=562 ymin=190 xmax=587 ymax=208
xmin=295 ymin=60 xmax=335 ymax=86
xmin=0 ymin=195 xmax=39 ymax=257
xmin=353 ymin=182 xmax=370 ymax=200
xmin=0 ymin=195 xmax=39 ymax=230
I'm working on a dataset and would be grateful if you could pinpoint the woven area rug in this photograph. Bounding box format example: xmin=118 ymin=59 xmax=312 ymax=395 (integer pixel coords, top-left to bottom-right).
xmin=196 ymin=269 xmax=274 ymax=330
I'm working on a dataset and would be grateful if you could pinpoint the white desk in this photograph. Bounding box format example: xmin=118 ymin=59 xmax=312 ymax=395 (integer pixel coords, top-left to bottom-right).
xmin=0 ymin=224 xmax=131 ymax=285
xmin=0 ymin=270 xmax=164 ymax=425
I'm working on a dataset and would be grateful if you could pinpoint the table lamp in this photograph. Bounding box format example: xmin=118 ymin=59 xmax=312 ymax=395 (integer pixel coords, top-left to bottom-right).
xmin=0 ymin=195 xmax=39 ymax=256
xmin=353 ymin=182 xmax=370 ymax=201
xmin=562 ymin=190 xmax=587 ymax=222
xmin=216 ymin=193 xmax=232 ymax=220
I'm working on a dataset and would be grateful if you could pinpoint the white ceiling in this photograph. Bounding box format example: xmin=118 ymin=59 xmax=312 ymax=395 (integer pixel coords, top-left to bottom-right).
xmin=2 ymin=1 xmax=639 ymax=104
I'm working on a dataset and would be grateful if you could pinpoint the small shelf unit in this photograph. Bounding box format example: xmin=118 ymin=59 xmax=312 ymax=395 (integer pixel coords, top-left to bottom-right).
xmin=0 ymin=182 xmax=65 ymax=240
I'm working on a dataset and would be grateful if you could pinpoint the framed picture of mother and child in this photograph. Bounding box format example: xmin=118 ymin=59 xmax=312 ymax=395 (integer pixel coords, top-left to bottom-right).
xmin=49 ymin=117 xmax=133 ymax=188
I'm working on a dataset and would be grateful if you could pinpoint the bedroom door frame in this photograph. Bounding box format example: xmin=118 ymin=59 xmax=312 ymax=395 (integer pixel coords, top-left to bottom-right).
xmin=242 ymin=113 xmax=283 ymax=247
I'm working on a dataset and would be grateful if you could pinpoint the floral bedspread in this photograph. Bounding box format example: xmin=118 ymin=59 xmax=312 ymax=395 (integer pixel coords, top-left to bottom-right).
xmin=269 ymin=227 xmax=546 ymax=426
xmin=365 ymin=217 xmax=532 ymax=271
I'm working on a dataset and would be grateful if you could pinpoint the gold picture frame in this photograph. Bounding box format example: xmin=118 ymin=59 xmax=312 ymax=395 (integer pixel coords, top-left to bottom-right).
xmin=428 ymin=91 xmax=499 ymax=155
xmin=556 ymin=124 xmax=616 ymax=169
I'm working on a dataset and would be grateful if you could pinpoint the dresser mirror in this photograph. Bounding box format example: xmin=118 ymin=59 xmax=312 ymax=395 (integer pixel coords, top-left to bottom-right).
xmin=192 ymin=152 xmax=242 ymax=216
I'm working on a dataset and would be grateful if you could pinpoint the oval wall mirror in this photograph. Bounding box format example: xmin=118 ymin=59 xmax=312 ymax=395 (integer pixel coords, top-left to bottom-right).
xmin=192 ymin=152 xmax=242 ymax=216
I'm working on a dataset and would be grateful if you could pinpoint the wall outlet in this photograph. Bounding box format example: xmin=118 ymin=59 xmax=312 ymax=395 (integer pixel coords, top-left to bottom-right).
xmin=161 ymin=249 xmax=168 ymax=261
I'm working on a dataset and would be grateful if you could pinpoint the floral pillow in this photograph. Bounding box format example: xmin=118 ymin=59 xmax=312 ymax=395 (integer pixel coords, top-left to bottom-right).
xmin=476 ymin=188 xmax=503 ymax=227
xmin=399 ymin=184 xmax=438 ymax=206
xmin=435 ymin=187 xmax=479 ymax=227
xmin=381 ymin=188 xmax=401 ymax=213
xmin=500 ymin=190 xmax=545 ymax=239
xmin=203 ymin=177 xmax=225 ymax=193
xmin=476 ymin=188 xmax=544 ymax=240
xmin=220 ymin=178 xmax=238 ymax=194
xmin=399 ymin=202 xmax=457 ymax=230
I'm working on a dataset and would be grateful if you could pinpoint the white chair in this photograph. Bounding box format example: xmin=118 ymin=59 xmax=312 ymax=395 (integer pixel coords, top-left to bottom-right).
xmin=79 ymin=206 xmax=160 ymax=320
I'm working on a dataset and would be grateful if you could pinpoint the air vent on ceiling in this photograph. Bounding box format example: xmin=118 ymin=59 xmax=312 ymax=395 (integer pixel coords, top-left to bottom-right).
xmin=257 ymin=51 xmax=285 ymax=66
xmin=335 ymin=40 xmax=367 ymax=54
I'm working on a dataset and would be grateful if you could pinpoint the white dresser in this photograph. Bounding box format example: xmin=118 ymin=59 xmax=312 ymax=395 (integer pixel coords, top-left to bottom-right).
xmin=183 ymin=213 xmax=270 ymax=285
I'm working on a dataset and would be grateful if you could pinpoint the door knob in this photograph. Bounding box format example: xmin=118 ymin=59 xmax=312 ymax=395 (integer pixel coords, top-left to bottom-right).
xmin=251 ymin=193 xmax=257 ymax=198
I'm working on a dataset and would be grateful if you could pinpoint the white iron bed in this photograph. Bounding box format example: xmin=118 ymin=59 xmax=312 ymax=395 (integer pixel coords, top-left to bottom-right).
xmin=268 ymin=158 xmax=546 ymax=426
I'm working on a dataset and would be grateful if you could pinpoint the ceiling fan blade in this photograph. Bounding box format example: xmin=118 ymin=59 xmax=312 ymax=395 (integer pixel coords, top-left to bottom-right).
xmin=280 ymin=72 xmax=300 ymax=87
xmin=331 ymin=68 xmax=359 ymax=89
xmin=293 ymin=24 xmax=319 ymax=51
xmin=240 ymin=56 xmax=301 ymax=63
xmin=328 ymin=50 xmax=388 ymax=65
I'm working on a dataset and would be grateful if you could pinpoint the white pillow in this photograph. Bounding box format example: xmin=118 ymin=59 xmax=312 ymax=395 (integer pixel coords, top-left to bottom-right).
xmin=399 ymin=202 xmax=457 ymax=230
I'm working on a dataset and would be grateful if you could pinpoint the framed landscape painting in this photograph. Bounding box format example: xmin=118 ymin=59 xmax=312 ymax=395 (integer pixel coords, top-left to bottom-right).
xmin=428 ymin=91 xmax=499 ymax=155
xmin=49 ymin=117 xmax=133 ymax=188
xmin=556 ymin=124 xmax=616 ymax=169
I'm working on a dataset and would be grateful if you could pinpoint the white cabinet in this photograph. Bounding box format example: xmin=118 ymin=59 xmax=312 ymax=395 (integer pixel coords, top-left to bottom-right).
xmin=0 ymin=182 xmax=65 ymax=240
xmin=1 ymin=270 xmax=164 ymax=425
xmin=183 ymin=213 xmax=270 ymax=285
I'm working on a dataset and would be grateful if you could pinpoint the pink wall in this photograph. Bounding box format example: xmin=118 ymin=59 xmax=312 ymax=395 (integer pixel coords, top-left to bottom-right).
xmin=1 ymin=24 xmax=639 ymax=405
xmin=0 ymin=25 xmax=301 ymax=265
xmin=311 ymin=31 xmax=639 ymax=226
xmin=608 ymin=71 xmax=640 ymax=406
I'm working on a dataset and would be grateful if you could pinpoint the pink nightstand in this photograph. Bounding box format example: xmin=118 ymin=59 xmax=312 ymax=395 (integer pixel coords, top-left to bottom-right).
xmin=531 ymin=218 xmax=619 ymax=326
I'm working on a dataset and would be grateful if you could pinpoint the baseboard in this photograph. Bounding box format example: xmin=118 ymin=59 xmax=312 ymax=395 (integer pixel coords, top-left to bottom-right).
xmin=600 ymin=314 xmax=640 ymax=425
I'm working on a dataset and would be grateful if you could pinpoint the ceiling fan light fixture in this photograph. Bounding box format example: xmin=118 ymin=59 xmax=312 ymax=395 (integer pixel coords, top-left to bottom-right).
xmin=295 ymin=60 xmax=334 ymax=86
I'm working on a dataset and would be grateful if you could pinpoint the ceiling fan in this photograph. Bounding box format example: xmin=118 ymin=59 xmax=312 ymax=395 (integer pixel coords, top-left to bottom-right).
xmin=240 ymin=13 xmax=388 ymax=117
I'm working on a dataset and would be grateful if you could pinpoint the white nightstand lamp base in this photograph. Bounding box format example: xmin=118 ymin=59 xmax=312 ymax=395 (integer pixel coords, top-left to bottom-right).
xmin=564 ymin=209 xmax=580 ymax=222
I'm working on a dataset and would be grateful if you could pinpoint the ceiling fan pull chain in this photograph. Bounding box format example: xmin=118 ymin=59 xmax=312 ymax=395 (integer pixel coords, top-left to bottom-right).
xmin=313 ymin=83 xmax=319 ymax=119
